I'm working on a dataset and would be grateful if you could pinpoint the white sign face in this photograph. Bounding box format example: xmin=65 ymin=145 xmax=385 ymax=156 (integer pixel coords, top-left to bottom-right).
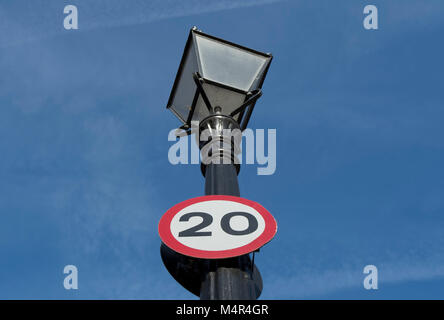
xmin=170 ymin=200 xmax=266 ymax=251
xmin=159 ymin=195 xmax=277 ymax=259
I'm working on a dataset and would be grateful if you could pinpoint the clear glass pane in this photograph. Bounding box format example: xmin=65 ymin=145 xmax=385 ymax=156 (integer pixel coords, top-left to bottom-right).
xmin=168 ymin=40 xmax=199 ymax=123
xmin=194 ymin=34 xmax=270 ymax=92
xmin=192 ymin=83 xmax=246 ymax=122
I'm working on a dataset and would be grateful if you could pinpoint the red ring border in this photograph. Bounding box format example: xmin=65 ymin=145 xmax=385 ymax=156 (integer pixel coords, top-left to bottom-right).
xmin=158 ymin=195 xmax=277 ymax=259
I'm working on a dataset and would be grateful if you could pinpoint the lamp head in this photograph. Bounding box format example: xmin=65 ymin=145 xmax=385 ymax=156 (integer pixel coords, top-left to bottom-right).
xmin=166 ymin=27 xmax=272 ymax=133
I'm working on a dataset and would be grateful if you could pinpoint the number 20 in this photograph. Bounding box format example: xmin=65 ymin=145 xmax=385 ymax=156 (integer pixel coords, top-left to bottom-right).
xmin=178 ymin=211 xmax=258 ymax=237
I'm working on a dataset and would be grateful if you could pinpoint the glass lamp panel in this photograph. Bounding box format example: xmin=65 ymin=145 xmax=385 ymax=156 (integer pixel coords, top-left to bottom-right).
xmin=191 ymin=95 xmax=210 ymax=123
xmin=167 ymin=39 xmax=199 ymax=124
xmin=191 ymin=83 xmax=246 ymax=122
xmin=194 ymin=33 xmax=270 ymax=92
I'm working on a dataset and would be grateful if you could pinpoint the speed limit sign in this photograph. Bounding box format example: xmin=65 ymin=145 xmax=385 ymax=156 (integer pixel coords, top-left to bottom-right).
xmin=158 ymin=195 xmax=277 ymax=259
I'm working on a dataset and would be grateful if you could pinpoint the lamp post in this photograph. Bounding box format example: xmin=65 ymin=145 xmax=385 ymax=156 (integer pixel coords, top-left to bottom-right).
xmin=162 ymin=27 xmax=272 ymax=300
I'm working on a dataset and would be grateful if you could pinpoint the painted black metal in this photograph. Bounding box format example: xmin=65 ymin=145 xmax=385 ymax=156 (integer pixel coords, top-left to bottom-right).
xmin=160 ymin=243 xmax=262 ymax=298
xmin=240 ymin=99 xmax=256 ymax=131
xmin=166 ymin=29 xmax=194 ymax=125
xmin=160 ymin=243 xmax=202 ymax=297
xmin=192 ymin=73 xmax=214 ymax=113
xmin=229 ymin=89 xmax=262 ymax=117
xmin=199 ymin=163 xmax=260 ymax=300
xmin=204 ymin=164 xmax=240 ymax=196
xmin=200 ymin=160 xmax=240 ymax=177
xmin=199 ymin=255 xmax=261 ymax=300
xmin=185 ymin=89 xmax=201 ymax=125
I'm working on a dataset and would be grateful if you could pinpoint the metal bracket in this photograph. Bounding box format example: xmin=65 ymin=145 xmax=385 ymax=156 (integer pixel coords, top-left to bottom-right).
xmin=192 ymin=72 xmax=214 ymax=114
xmin=230 ymin=89 xmax=262 ymax=118
xmin=191 ymin=73 xmax=263 ymax=131
xmin=175 ymin=124 xmax=192 ymax=137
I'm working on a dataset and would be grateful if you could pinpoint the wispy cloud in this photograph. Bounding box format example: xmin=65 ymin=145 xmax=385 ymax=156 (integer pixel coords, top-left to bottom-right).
xmin=262 ymin=218 xmax=444 ymax=298
xmin=267 ymin=259 xmax=444 ymax=298
xmin=0 ymin=0 xmax=281 ymax=48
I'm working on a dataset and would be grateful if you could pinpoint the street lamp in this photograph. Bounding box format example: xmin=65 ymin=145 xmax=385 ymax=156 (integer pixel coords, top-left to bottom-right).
xmin=166 ymin=27 xmax=272 ymax=132
xmin=162 ymin=27 xmax=273 ymax=300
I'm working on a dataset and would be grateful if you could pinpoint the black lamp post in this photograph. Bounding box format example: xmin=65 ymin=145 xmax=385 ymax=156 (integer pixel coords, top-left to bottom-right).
xmin=161 ymin=27 xmax=273 ymax=300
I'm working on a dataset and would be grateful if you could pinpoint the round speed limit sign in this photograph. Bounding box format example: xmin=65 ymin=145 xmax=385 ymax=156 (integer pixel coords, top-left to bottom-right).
xmin=158 ymin=195 xmax=277 ymax=259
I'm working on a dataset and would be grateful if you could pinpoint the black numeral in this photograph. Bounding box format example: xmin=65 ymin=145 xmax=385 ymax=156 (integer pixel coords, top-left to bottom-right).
xmin=178 ymin=212 xmax=213 ymax=237
xmin=221 ymin=212 xmax=258 ymax=235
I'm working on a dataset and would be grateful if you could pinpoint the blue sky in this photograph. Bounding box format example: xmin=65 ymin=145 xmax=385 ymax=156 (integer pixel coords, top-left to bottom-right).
xmin=1 ymin=0 xmax=444 ymax=299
